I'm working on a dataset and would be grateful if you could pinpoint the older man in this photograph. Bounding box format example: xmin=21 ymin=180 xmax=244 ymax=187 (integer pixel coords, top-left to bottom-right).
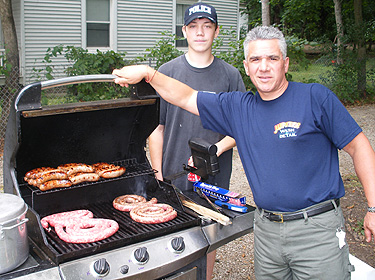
xmin=113 ymin=26 xmax=375 ymax=279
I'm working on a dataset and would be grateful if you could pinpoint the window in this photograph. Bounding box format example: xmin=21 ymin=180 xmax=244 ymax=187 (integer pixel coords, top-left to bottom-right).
xmin=86 ymin=0 xmax=110 ymax=48
xmin=175 ymin=3 xmax=191 ymax=48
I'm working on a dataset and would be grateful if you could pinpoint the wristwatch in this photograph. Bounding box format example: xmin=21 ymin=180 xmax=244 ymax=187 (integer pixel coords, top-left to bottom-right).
xmin=368 ymin=207 xmax=375 ymax=213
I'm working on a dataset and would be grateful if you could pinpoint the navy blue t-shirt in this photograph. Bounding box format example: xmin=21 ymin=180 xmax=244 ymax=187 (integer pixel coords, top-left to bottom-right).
xmin=197 ymin=82 xmax=362 ymax=211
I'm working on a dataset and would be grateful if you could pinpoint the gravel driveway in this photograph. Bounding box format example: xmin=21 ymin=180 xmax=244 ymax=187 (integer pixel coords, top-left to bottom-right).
xmin=212 ymin=104 xmax=375 ymax=280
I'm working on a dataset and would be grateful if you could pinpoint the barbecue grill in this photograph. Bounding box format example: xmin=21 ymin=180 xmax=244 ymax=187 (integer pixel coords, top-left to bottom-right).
xmin=2 ymin=75 xmax=254 ymax=280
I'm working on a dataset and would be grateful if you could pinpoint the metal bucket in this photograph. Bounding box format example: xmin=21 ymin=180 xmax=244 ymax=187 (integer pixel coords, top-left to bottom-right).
xmin=0 ymin=193 xmax=29 ymax=274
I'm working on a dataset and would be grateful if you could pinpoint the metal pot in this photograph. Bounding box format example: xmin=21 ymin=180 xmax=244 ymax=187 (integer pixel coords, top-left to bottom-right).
xmin=0 ymin=193 xmax=29 ymax=274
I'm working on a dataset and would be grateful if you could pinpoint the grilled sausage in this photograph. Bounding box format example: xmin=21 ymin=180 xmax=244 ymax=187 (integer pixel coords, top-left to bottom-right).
xmin=93 ymin=162 xmax=126 ymax=178
xmin=101 ymin=166 xmax=126 ymax=179
xmin=58 ymin=163 xmax=94 ymax=176
xmin=129 ymin=203 xmax=177 ymax=224
xmin=68 ymin=172 xmax=100 ymax=185
xmin=93 ymin=162 xmax=117 ymax=176
xmin=27 ymin=170 xmax=68 ymax=186
xmin=113 ymin=195 xmax=157 ymax=212
xmin=38 ymin=179 xmax=72 ymax=191
xmin=24 ymin=167 xmax=59 ymax=181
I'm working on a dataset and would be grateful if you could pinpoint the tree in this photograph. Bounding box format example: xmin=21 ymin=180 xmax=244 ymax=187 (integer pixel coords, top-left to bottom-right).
xmin=0 ymin=0 xmax=20 ymax=145
xmin=0 ymin=0 xmax=19 ymax=80
xmin=353 ymin=0 xmax=366 ymax=97
xmin=333 ymin=0 xmax=344 ymax=64
xmin=262 ymin=0 xmax=271 ymax=26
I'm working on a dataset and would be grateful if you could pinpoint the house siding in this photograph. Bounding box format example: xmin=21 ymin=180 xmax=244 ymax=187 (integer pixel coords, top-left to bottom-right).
xmin=12 ymin=0 xmax=241 ymax=84
xmin=23 ymin=0 xmax=82 ymax=82
xmin=117 ymin=0 xmax=173 ymax=59
xmin=213 ymin=0 xmax=241 ymax=49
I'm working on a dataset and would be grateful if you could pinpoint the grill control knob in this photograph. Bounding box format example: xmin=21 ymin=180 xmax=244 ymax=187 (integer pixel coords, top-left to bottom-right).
xmin=92 ymin=258 xmax=110 ymax=277
xmin=133 ymin=247 xmax=149 ymax=264
xmin=171 ymin=237 xmax=185 ymax=253
xmin=120 ymin=265 xmax=129 ymax=274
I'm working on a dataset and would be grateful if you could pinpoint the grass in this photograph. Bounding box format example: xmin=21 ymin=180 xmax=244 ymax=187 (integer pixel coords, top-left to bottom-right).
xmin=289 ymin=62 xmax=334 ymax=84
xmin=287 ymin=55 xmax=375 ymax=104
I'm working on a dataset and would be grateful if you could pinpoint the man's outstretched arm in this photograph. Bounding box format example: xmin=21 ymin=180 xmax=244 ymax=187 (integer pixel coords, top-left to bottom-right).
xmin=113 ymin=65 xmax=199 ymax=115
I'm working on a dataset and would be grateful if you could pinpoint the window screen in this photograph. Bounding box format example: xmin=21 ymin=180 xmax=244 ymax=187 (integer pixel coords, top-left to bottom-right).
xmin=87 ymin=0 xmax=110 ymax=47
xmin=176 ymin=4 xmax=190 ymax=48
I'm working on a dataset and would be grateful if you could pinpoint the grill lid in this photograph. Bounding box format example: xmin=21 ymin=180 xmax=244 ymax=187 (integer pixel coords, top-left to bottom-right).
xmin=3 ymin=76 xmax=158 ymax=194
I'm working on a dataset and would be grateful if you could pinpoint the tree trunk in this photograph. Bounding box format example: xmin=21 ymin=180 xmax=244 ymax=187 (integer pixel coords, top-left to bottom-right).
xmin=353 ymin=0 xmax=366 ymax=97
xmin=262 ymin=0 xmax=270 ymax=26
xmin=0 ymin=0 xmax=20 ymax=150
xmin=333 ymin=0 xmax=344 ymax=65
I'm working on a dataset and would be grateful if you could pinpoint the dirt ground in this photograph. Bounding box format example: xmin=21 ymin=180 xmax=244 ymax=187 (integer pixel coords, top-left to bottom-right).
xmin=338 ymin=105 xmax=375 ymax=268
xmin=341 ymin=174 xmax=375 ymax=268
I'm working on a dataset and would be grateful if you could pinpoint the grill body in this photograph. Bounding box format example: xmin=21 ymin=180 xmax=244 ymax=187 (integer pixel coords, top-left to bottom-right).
xmin=2 ymin=75 xmax=254 ymax=280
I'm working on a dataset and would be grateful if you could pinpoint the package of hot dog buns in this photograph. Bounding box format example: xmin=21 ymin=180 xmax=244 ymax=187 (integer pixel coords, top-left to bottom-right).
xmin=193 ymin=181 xmax=246 ymax=206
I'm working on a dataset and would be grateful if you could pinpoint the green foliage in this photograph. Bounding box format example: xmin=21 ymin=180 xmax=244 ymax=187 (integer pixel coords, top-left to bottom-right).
xmin=0 ymin=50 xmax=13 ymax=77
xmin=282 ymin=0 xmax=336 ymax=41
xmin=353 ymin=219 xmax=364 ymax=236
xmin=33 ymin=46 xmax=131 ymax=102
xmin=285 ymin=35 xmax=311 ymax=71
xmin=137 ymin=31 xmax=184 ymax=69
xmin=213 ymin=27 xmax=253 ymax=91
xmin=138 ymin=27 xmax=312 ymax=93
xmin=318 ymin=50 xmax=373 ymax=104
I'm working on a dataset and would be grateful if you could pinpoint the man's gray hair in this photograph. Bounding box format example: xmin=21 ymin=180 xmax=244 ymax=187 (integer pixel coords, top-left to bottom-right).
xmin=243 ymin=26 xmax=287 ymax=60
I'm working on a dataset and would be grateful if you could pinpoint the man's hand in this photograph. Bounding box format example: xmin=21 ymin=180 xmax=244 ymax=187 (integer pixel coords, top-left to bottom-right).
xmin=364 ymin=212 xmax=375 ymax=242
xmin=112 ymin=65 xmax=149 ymax=87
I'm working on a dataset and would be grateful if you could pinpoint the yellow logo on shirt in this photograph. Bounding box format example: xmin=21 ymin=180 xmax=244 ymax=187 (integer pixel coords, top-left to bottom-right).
xmin=274 ymin=121 xmax=301 ymax=138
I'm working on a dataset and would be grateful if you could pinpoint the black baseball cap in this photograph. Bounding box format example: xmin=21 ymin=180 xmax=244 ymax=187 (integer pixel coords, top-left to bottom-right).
xmin=184 ymin=2 xmax=218 ymax=26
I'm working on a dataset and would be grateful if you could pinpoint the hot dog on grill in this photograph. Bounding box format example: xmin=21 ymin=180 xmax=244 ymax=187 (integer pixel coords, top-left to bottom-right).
xmin=130 ymin=203 xmax=177 ymax=224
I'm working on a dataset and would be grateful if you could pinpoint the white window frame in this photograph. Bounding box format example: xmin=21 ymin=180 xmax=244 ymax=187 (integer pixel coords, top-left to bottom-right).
xmin=175 ymin=0 xmax=195 ymax=49
xmin=82 ymin=0 xmax=117 ymax=52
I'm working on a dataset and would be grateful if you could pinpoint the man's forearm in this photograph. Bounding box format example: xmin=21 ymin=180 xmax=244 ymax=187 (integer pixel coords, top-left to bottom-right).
xmin=149 ymin=125 xmax=164 ymax=181
xmin=113 ymin=65 xmax=199 ymax=115
xmin=216 ymin=136 xmax=236 ymax=157
xmin=343 ymin=132 xmax=375 ymax=242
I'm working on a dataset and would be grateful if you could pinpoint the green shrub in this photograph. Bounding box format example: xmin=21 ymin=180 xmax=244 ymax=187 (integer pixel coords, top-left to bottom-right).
xmin=33 ymin=46 xmax=131 ymax=103
xmin=319 ymin=50 xmax=375 ymax=104
xmin=137 ymin=31 xmax=184 ymax=69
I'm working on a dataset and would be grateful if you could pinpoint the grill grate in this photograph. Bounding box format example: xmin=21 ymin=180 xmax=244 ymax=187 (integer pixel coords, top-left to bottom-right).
xmin=21 ymin=159 xmax=155 ymax=196
xmin=41 ymin=201 xmax=200 ymax=264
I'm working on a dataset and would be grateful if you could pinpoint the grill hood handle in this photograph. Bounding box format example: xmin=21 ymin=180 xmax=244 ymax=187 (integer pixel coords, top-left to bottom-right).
xmin=15 ymin=75 xmax=157 ymax=111
xmin=15 ymin=74 xmax=118 ymax=111
xmin=40 ymin=74 xmax=117 ymax=90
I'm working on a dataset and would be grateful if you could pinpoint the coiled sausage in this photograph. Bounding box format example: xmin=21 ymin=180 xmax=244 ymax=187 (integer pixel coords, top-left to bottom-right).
xmin=130 ymin=203 xmax=177 ymax=224
xmin=113 ymin=195 xmax=157 ymax=212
